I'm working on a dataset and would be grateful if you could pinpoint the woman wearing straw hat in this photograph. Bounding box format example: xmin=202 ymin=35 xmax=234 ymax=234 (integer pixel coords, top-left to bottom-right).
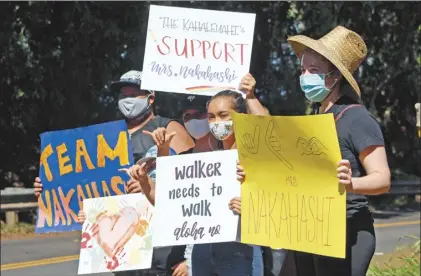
xmin=286 ymin=26 xmax=391 ymax=276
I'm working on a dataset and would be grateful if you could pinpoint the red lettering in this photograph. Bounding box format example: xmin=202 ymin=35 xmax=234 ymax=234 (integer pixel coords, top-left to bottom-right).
xmin=156 ymin=37 xmax=247 ymax=64
xmin=157 ymin=36 xmax=171 ymax=55
xmin=224 ymin=43 xmax=236 ymax=63
xmin=190 ymin=39 xmax=201 ymax=57
xmin=236 ymin=43 xmax=247 ymax=65
xmin=202 ymin=40 xmax=211 ymax=59
xmin=212 ymin=42 xmax=222 ymax=59
xmin=175 ymin=38 xmax=188 ymax=57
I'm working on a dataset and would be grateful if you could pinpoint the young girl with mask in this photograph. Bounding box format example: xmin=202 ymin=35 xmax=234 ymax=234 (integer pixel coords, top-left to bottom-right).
xmin=186 ymin=89 xmax=263 ymax=276
xmin=129 ymin=93 xmax=262 ymax=276
xmin=128 ymin=74 xmax=267 ymax=276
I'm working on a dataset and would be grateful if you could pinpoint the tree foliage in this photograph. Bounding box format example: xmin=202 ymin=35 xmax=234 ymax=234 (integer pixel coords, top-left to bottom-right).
xmin=0 ymin=1 xmax=420 ymax=188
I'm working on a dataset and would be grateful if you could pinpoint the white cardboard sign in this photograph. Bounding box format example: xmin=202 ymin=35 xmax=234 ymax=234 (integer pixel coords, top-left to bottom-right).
xmin=152 ymin=150 xmax=241 ymax=246
xmin=141 ymin=5 xmax=256 ymax=96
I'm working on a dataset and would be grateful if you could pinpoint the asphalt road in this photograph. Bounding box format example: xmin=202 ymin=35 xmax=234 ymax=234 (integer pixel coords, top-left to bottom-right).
xmin=1 ymin=211 xmax=420 ymax=276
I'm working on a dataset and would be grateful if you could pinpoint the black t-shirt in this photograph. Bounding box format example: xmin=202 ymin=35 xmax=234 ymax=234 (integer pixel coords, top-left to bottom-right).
xmin=321 ymin=96 xmax=385 ymax=217
xmin=130 ymin=115 xmax=187 ymax=274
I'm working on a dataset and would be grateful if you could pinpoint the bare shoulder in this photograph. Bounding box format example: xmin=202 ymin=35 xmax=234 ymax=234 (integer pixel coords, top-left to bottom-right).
xmin=167 ymin=121 xmax=195 ymax=153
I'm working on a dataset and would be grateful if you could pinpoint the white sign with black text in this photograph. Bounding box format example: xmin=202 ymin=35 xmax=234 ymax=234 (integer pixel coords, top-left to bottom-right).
xmin=152 ymin=150 xmax=240 ymax=246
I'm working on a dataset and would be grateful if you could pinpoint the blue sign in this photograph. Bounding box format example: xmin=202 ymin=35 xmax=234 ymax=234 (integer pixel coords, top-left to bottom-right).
xmin=36 ymin=120 xmax=133 ymax=233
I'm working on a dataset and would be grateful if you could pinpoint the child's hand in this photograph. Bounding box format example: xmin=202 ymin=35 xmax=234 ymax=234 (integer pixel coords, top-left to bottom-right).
xmin=77 ymin=210 xmax=86 ymax=224
xmin=120 ymin=163 xmax=149 ymax=183
xmin=229 ymin=197 xmax=242 ymax=215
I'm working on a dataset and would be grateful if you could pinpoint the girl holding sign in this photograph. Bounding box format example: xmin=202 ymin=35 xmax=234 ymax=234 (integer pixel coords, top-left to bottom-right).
xmin=129 ymin=74 xmax=267 ymax=276
xmin=188 ymin=75 xmax=268 ymax=276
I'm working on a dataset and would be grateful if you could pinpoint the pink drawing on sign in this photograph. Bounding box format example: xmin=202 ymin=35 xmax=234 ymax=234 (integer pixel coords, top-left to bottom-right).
xmin=96 ymin=207 xmax=139 ymax=259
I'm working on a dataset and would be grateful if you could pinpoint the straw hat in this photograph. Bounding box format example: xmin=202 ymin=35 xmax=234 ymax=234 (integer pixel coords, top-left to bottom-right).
xmin=287 ymin=26 xmax=367 ymax=96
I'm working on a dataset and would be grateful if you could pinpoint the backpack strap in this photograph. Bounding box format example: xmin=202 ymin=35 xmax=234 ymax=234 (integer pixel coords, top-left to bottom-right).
xmin=334 ymin=104 xmax=364 ymax=122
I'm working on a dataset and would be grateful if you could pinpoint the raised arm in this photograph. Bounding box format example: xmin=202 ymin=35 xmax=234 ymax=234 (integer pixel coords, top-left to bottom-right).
xmin=143 ymin=127 xmax=176 ymax=157
xmin=239 ymin=73 xmax=269 ymax=116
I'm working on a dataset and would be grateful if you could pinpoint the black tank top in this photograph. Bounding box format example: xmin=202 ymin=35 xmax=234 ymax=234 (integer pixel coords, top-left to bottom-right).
xmin=130 ymin=115 xmax=173 ymax=162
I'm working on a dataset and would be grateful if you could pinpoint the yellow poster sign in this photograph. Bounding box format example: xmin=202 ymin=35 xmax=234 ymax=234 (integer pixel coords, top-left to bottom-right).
xmin=233 ymin=112 xmax=346 ymax=258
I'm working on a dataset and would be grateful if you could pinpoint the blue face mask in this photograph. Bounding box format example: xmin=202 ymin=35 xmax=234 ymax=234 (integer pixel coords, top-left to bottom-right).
xmin=299 ymin=72 xmax=337 ymax=103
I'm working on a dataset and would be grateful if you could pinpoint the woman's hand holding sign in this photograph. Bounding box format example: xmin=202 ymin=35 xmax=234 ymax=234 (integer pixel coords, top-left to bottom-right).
xmin=229 ymin=197 xmax=242 ymax=215
xmin=236 ymin=161 xmax=246 ymax=183
xmin=337 ymin=159 xmax=353 ymax=191
xmin=239 ymin=73 xmax=256 ymax=99
xmin=239 ymin=73 xmax=269 ymax=115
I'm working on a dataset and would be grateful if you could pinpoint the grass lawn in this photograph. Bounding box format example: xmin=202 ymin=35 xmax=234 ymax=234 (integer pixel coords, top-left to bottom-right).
xmin=1 ymin=221 xmax=35 ymax=238
xmin=369 ymin=237 xmax=420 ymax=276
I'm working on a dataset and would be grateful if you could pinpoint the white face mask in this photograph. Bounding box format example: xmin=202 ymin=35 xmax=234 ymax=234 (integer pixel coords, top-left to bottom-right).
xmin=209 ymin=121 xmax=234 ymax=141
xmin=184 ymin=119 xmax=210 ymax=140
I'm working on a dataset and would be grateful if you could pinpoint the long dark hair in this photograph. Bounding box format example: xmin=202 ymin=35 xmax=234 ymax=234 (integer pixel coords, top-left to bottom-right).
xmin=209 ymin=90 xmax=247 ymax=114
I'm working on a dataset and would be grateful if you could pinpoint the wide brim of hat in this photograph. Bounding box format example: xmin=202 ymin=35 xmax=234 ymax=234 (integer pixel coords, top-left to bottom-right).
xmin=287 ymin=35 xmax=361 ymax=96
